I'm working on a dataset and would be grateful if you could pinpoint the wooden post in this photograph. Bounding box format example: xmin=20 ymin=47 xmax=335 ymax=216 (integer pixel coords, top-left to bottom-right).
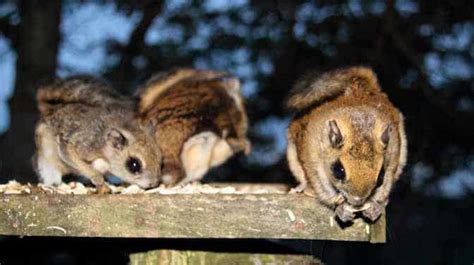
xmin=129 ymin=250 xmax=320 ymax=265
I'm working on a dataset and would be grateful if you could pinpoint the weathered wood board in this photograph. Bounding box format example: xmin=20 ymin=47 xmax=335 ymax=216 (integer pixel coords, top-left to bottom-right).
xmin=129 ymin=250 xmax=320 ymax=265
xmin=0 ymin=185 xmax=385 ymax=243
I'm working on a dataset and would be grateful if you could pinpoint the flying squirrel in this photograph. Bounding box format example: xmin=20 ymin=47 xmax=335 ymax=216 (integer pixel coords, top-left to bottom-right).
xmin=286 ymin=66 xmax=407 ymax=222
xmin=34 ymin=76 xmax=162 ymax=192
xmin=137 ymin=68 xmax=251 ymax=186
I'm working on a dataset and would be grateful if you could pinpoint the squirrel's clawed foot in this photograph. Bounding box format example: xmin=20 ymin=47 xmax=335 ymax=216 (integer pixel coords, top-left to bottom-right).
xmin=362 ymin=201 xmax=383 ymax=221
xmin=335 ymin=200 xmax=383 ymax=223
xmin=335 ymin=204 xmax=355 ymax=223
xmin=95 ymin=184 xmax=112 ymax=194
xmin=289 ymin=183 xmax=307 ymax=194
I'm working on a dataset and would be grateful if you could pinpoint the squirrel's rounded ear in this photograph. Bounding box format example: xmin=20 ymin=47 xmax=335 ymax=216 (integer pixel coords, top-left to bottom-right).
xmin=328 ymin=120 xmax=343 ymax=148
xmin=380 ymin=124 xmax=392 ymax=147
xmin=138 ymin=117 xmax=156 ymax=135
xmin=107 ymin=128 xmax=128 ymax=150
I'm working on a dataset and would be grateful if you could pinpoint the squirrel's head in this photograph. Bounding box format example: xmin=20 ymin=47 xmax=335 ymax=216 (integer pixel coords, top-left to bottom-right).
xmin=102 ymin=127 xmax=161 ymax=189
xmin=309 ymin=111 xmax=392 ymax=207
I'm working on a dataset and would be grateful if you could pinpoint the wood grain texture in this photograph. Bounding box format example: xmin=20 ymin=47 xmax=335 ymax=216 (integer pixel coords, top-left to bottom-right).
xmin=0 ymin=186 xmax=385 ymax=243
xmin=129 ymin=250 xmax=320 ymax=265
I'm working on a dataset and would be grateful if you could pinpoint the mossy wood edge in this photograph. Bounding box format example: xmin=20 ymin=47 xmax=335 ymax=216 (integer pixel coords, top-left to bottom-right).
xmin=129 ymin=250 xmax=319 ymax=265
xmin=0 ymin=186 xmax=385 ymax=243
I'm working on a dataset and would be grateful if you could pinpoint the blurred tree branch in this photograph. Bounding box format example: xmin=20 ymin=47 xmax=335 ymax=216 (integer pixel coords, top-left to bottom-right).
xmin=0 ymin=0 xmax=61 ymax=181
xmin=249 ymin=0 xmax=299 ymax=121
xmin=384 ymin=0 xmax=473 ymax=142
xmin=0 ymin=15 xmax=17 ymax=47
xmin=381 ymin=0 xmax=473 ymax=192
xmin=113 ymin=0 xmax=163 ymax=92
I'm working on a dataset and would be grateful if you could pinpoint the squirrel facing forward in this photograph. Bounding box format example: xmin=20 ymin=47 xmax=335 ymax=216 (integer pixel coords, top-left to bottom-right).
xmin=286 ymin=67 xmax=407 ymax=222
xmin=138 ymin=68 xmax=251 ymax=186
xmin=34 ymin=76 xmax=162 ymax=192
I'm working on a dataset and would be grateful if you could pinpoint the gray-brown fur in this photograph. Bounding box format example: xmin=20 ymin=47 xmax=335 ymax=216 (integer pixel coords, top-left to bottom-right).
xmin=37 ymin=76 xmax=131 ymax=115
xmin=138 ymin=68 xmax=250 ymax=186
xmin=287 ymin=66 xmax=407 ymax=222
xmin=34 ymin=76 xmax=162 ymax=192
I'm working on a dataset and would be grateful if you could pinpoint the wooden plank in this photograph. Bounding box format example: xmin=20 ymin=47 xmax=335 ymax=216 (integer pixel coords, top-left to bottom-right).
xmin=0 ymin=185 xmax=385 ymax=242
xmin=129 ymin=250 xmax=319 ymax=265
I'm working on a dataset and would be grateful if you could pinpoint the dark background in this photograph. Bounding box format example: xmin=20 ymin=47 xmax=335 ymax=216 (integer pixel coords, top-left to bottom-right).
xmin=0 ymin=0 xmax=472 ymax=264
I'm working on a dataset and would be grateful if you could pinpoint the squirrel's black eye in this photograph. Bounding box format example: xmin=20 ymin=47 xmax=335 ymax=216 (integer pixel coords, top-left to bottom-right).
xmin=376 ymin=166 xmax=385 ymax=187
xmin=331 ymin=160 xmax=346 ymax=182
xmin=126 ymin=157 xmax=142 ymax=174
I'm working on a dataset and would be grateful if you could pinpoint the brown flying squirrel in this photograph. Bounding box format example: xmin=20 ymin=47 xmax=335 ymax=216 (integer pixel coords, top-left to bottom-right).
xmin=138 ymin=68 xmax=251 ymax=186
xmin=34 ymin=76 xmax=162 ymax=192
xmin=286 ymin=67 xmax=407 ymax=222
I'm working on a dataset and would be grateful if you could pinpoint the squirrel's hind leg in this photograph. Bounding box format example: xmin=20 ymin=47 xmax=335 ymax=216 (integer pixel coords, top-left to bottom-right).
xmin=64 ymin=146 xmax=110 ymax=193
xmin=34 ymin=124 xmax=68 ymax=186
xmin=287 ymin=139 xmax=308 ymax=193
xmin=179 ymin=131 xmax=219 ymax=184
xmin=161 ymin=160 xmax=185 ymax=186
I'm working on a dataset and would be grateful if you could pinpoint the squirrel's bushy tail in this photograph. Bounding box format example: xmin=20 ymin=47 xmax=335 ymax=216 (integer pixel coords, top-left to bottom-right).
xmin=37 ymin=76 xmax=124 ymax=115
xmin=137 ymin=68 xmax=230 ymax=113
xmin=286 ymin=66 xmax=380 ymax=111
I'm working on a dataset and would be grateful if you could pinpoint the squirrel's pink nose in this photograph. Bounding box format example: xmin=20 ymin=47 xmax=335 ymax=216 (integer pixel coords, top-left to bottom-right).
xmin=135 ymin=176 xmax=159 ymax=189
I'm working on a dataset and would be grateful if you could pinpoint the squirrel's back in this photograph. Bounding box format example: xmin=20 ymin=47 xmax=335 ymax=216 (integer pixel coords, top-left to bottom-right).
xmin=286 ymin=66 xmax=381 ymax=111
xmin=137 ymin=68 xmax=228 ymax=114
xmin=138 ymin=69 xmax=245 ymax=135
xmin=37 ymin=76 xmax=127 ymax=116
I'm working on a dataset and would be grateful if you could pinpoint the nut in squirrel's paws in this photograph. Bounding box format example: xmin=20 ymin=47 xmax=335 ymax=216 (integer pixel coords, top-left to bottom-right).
xmin=335 ymin=204 xmax=356 ymax=223
xmin=362 ymin=201 xmax=383 ymax=221
xmin=344 ymin=203 xmax=370 ymax=212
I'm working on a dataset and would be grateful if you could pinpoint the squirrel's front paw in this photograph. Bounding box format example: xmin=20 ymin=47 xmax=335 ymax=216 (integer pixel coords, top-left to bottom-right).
xmin=289 ymin=183 xmax=307 ymax=194
xmin=335 ymin=204 xmax=355 ymax=223
xmin=362 ymin=201 xmax=383 ymax=221
xmin=95 ymin=184 xmax=112 ymax=194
